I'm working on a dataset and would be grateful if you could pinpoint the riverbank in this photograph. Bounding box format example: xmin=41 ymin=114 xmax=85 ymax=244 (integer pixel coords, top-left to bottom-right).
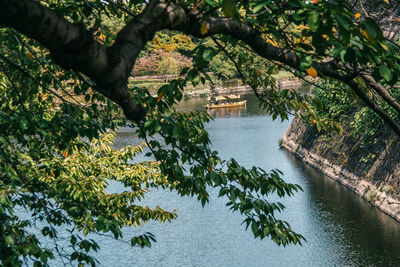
xmin=281 ymin=117 xmax=400 ymax=222
xmin=184 ymin=78 xmax=305 ymax=98
xmin=129 ymin=73 xmax=306 ymax=99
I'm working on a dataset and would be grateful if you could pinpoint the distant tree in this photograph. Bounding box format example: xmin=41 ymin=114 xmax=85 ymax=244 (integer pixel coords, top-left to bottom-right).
xmin=132 ymin=31 xmax=195 ymax=76
xmin=150 ymin=31 xmax=196 ymax=53
xmin=157 ymin=56 xmax=181 ymax=75
xmin=132 ymin=51 xmax=160 ymax=75
xmin=133 ymin=49 xmax=192 ymax=75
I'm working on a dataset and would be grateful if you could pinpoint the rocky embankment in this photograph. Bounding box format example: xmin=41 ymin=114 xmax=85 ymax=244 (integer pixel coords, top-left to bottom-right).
xmin=281 ymin=117 xmax=400 ymax=221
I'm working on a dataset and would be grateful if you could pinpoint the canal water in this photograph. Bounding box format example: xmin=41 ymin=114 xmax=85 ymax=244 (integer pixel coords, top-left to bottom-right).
xmin=97 ymin=94 xmax=400 ymax=266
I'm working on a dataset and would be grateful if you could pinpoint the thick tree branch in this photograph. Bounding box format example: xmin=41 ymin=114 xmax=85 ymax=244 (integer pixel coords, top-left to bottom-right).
xmin=346 ymin=79 xmax=400 ymax=136
xmin=361 ymin=74 xmax=400 ymax=113
xmin=0 ymin=0 xmax=144 ymax=122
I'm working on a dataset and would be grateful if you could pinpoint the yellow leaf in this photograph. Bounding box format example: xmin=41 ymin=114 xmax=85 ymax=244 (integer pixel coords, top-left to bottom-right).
xmin=200 ymin=23 xmax=208 ymax=35
xmin=50 ymin=170 xmax=55 ymax=177
xmin=157 ymin=93 xmax=163 ymax=103
xmin=265 ymin=35 xmax=278 ymax=46
xmin=379 ymin=41 xmax=389 ymax=51
xmin=355 ymin=13 xmax=361 ymax=19
xmin=383 ymin=0 xmax=389 ymax=4
xmin=306 ymin=67 xmax=318 ymax=78
xmin=362 ymin=29 xmax=375 ymax=43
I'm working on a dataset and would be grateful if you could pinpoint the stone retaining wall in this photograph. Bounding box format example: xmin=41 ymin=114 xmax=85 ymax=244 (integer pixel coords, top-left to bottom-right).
xmin=281 ymin=117 xmax=400 ymax=222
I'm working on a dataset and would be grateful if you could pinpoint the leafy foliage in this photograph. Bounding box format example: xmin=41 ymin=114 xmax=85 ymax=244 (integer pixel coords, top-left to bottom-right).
xmin=2 ymin=0 xmax=400 ymax=265
xmin=310 ymin=79 xmax=400 ymax=146
xmin=0 ymin=1 xmax=305 ymax=265
xmin=150 ymin=32 xmax=196 ymax=53
xmin=311 ymin=80 xmax=356 ymax=121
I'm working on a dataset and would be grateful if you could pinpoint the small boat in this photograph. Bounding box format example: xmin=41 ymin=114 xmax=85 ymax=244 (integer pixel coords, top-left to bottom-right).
xmin=204 ymin=95 xmax=247 ymax=109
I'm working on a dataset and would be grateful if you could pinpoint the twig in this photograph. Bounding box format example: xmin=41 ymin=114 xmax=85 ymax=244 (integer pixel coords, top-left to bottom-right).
xmin=0 ymin=61 xmax=29 ymax=112
xmin=0 ymin=52 xmax=75 ymax=106
xmin=9 ymin=28 xmax=83 ymax=107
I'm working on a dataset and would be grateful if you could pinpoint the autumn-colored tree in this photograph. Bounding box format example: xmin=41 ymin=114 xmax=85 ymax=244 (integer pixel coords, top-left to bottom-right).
xmin=150 ymin=31 xmax=196 ymax=53
xmin=133 ymin=49 xmax=192 ymax=76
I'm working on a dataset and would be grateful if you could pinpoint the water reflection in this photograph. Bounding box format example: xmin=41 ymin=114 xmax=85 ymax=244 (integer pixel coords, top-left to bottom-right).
xmin=206 ymin=106 xmax=246 ymax=118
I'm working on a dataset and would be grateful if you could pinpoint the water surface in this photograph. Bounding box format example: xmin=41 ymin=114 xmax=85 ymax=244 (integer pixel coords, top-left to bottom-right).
xmin=99 ymin=94 xmax=400 ymax=266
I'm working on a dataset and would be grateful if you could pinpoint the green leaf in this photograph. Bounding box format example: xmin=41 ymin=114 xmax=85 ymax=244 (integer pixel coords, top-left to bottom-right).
xmin=95 ymin=220 xmax=105 ymax=231
xmin=172 ymin=125 xmax=180 ymax=138
xmin=339 ymin=48 xmax=355 ymax=63
xmin=379 ymin=65 xmax=393 ymax=82
xmin=251 ymin=222 xmax=258 ymax=235
xmin=19 ymin=119 xmax=29 ymax=131
xmin=253 ymin=2 xmax=267 ymax=13
xmin=299 ymin=56 xmax=313 ymax=71
xmin=364 ymin=18 xmax=382 ymax=40
xmin=143 ymin=119 xmax=155 ymax=130
xmin=187 ymin=69 xmax=201 ymax=86
xmin=292 ymin=9 xmax=307 ymax=22
xmin=202 ymin=48 xmax=215 ymax=62
xmin=4 ymin=235 xmax=15 ymax=246
xmin=307 ymin=12 xmax=320 ymax=32
xmin=222 ymin=0 xmax=238 ymax=18
xmin=180 ymin=67 xmax=189 ymax=76
xmin=73 ymin=85 xmax=80 ymax=95
xmin=332 ymin=12 xmax=351 ymax=30
xmin=70 ymin=235 xmax=77 ymax=245
xmin=154 ymin=121 xmax=162 ymax=133
xmin=205 ymin=0 xmax=218 ymax=7
xmin=71 ymin=252 xmax=79 ymax=261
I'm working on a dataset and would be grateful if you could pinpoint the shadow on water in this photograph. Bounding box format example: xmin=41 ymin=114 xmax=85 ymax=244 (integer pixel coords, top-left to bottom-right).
xmin=282 ymin=150 xmax=400 ymax=266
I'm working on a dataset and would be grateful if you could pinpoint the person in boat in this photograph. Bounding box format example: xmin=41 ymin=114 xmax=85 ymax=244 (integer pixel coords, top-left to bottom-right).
xmin=209 ymin=96 xmax=217 ymax=105
xmin=209 ymin=95 xmax=239 ymax=105
xmin=205 ymin=94 xmax=246 ymax=109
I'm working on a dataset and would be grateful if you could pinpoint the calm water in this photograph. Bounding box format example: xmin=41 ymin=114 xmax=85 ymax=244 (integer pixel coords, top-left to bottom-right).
xmin=96 ymin=94 xmax=400 ymax=267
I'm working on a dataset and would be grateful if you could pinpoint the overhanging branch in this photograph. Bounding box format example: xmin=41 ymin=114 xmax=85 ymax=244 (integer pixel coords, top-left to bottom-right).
xmin=0 ymin=0 xmax=399 ymax=136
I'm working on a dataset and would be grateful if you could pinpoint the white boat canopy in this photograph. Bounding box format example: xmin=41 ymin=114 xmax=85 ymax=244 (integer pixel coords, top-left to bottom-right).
xmin=215 ymin=96 xmax=227 ymax=101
